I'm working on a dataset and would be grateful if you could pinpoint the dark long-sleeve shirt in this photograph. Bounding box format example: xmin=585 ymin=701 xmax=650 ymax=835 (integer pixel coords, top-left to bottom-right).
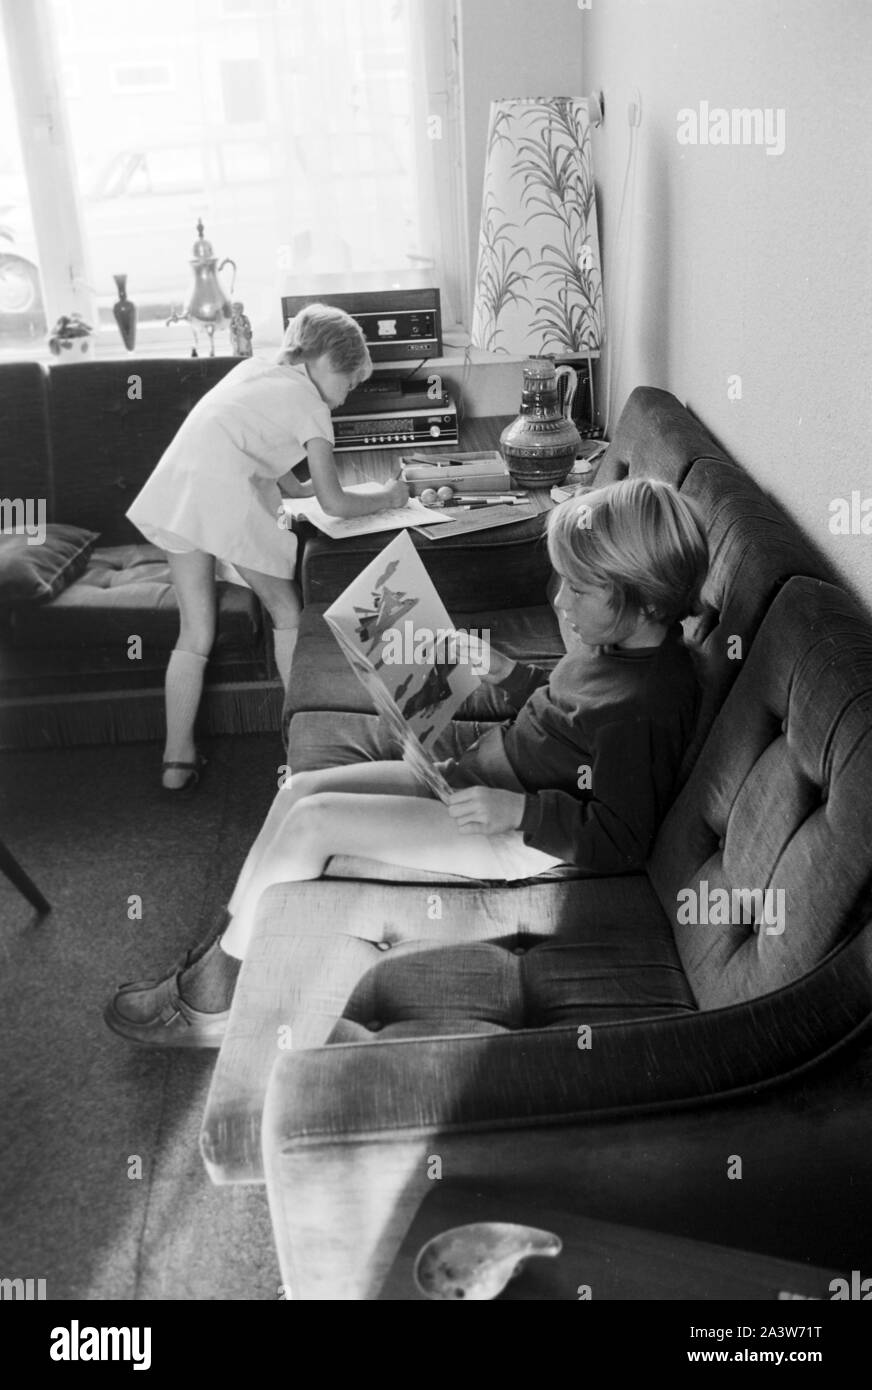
xmin=448 ymin=626 xmax=699 ymax=874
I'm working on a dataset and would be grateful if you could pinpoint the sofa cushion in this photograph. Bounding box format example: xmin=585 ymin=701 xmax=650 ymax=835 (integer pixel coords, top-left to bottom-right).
xmin=0 ymin=362 xmax=52 ymax=507
xmin=676 ymin=459 xmax=835 ymax=780
xmin=298 ymin=513 xmax=553 ymax=611
xmin=328 ymin=928 xmax=696 ymax=1043
xmin=47 ymin=357 xmax=237 ymax=545
xmin=247 ymin=874 xmax=693 ymax=1090
xmin=284 ymin=602 xmax=565 ymax=741
xmin=596 ymin=386 xmax=732 ymax=489
xmin=0 ymin=524 xmax=97 ymax=604
xmin=8 ymin=543 xmax=262 ymax=652
xmin=649 ymin=577 xmax=872 ymax=1009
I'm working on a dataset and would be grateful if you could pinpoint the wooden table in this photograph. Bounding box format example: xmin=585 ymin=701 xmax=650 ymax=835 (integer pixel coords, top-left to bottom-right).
xmin=379 ymin=1185 xmax=843 ymax=1302
xmin=333 ymin=414 xmax=555 ymax=519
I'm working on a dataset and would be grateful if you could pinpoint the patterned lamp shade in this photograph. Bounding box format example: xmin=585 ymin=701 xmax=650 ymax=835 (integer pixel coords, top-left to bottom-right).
xmin=470 ymin=97 xmax=604 ymax=356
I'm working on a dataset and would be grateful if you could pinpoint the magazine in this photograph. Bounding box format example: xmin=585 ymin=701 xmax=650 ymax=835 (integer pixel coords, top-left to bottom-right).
xmin=323 ymin=531 xmax=480 ymax=800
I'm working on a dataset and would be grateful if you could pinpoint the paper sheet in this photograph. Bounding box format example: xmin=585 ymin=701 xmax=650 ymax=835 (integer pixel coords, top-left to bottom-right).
xmin=280 ymin=482 xmax=452 ymax=539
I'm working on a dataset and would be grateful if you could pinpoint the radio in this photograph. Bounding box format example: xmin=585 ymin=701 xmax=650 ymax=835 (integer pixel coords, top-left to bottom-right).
xmin=333 ymin=402 xmax=459 ymax=451
xmin=281 ymin=288 xmax=442 ymax=362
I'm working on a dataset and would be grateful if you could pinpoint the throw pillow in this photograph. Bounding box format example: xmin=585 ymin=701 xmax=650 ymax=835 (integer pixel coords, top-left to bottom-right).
xmin=0 ymin=524 xmax=99 ymax=603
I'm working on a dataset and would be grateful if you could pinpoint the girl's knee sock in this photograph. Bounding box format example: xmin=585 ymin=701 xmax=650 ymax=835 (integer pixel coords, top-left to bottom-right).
xmin=272 ymin=626 xmax=298 ymax=689
xmin=164 ymin=648 xmax=208 ymax=758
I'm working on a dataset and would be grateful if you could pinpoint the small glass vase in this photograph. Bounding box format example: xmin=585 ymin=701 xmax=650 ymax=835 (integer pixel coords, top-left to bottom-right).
xmin=112 ymin=273 xmax=137 ymax=351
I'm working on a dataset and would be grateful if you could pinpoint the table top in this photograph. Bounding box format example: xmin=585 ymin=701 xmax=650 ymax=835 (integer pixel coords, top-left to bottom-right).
xmin=333 ymin=415 xmax=555 ymax=518
xmin=378 ymin=1185 xmax=843 ymax=1302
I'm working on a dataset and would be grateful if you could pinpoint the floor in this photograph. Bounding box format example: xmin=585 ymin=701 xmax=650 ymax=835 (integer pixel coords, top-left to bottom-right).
xmin=0 ymin=735 xmax=284 ymax=1301
xmin=2 ymin=733 xmax=871 ymax=1302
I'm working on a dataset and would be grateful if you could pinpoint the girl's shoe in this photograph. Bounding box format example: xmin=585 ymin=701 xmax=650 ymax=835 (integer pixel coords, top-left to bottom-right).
xmin=161 ymin=753 xmax=207 ymax=794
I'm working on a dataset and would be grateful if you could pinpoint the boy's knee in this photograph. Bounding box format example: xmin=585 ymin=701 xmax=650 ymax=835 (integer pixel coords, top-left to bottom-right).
xmin=288 ymin=790 xmax=336 ymax=832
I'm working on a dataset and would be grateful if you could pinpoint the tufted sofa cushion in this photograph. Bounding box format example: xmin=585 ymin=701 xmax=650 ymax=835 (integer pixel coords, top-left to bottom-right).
xmin=7 ymin=543 xmax=262 ymax=653
xmin=0 ymin=362 xmax=52 ymax=508
xmin=649 ymin=576 xmax=872 ymax=1009
xmin=596 ymin=386 xmax=732 ymax=488
xmin=46 ymin=357 xmax=237 ymax=544
xmin=676 ymin=458 xmax=835 ymax=780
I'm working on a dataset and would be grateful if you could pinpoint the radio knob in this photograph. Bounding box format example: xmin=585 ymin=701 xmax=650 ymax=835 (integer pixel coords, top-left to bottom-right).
xmin=430 ymin=425 xmax=441 ymax=438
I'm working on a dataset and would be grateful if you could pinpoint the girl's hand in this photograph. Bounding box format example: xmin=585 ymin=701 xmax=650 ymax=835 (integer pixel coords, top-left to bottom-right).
xmin=450 ymin=630 xmax=516 ymax=684
xmin=379 ymin=476 xmax=411 ymax=509
xmin=446 ymin=787 xmax=525 ymax=836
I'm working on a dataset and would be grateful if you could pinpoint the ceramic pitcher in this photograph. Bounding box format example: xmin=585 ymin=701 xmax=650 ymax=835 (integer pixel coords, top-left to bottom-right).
xmin=500 ymin=357 xmax=581 ymax=488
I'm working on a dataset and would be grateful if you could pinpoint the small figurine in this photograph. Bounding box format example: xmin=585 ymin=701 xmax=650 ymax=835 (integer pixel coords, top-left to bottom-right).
xmin=47 ymin=312 xmax=95 ymax=362
xmin=229 ymin=301 xmax=253 ymax=357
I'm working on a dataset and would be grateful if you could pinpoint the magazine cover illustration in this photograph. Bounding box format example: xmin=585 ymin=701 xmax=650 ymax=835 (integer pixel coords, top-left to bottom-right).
xmin=323 ymin=532 xmax=480 ymax=797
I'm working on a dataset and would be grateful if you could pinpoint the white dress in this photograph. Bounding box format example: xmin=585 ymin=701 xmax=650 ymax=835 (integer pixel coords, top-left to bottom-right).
xmin=126 ymin=357 xmax=333 ymax=580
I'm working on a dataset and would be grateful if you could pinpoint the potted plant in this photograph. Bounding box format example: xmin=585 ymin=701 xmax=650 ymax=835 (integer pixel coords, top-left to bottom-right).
xmin=47 ymin=313 xmax=95 ymax=362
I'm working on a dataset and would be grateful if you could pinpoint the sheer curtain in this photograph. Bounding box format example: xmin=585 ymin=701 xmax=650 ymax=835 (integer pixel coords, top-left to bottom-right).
xmin=1 ymin=0 xmax=466 ymax=353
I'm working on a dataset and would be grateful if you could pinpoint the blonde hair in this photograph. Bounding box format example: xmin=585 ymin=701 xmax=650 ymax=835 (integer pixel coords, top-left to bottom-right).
xmin=547 ymin=477 xmax=709 ymax=633
xmin=278 ymin=303 xmax=373 ymax=385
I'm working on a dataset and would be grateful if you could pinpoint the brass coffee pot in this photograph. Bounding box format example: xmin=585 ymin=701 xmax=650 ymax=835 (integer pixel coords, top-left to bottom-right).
xmin=167 ymin=220 xmax=237 ymax=356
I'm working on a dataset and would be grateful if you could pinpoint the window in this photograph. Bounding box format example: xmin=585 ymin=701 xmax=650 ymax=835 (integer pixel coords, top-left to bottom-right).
xmin=1 ymin=0 xmax=466 ymax=355
xmin=220 ymin=60 xmax=265 ymax=124
xmin=110 ymin=63 xmax=175 ymax=95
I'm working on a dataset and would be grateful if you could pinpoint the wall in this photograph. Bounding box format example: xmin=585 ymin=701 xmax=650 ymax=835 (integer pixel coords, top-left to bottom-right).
xmin=581 ymin=0 xmax=872 ymax=607
xmin=458 ymin=0 xmax=584 ymax=304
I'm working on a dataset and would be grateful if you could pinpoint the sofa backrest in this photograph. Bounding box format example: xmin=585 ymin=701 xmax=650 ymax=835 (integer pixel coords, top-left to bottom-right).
xmin=47 ymin=357 xmax=237 ymax=544
xmin=596 ymin=386 xmax=732 ymax=489
xmin=0 ymin=362 xmax=52 ymax=510
xmin=676 ymin=458 xmax=835 ymax=780
xmin=648 ymin=576 xmax=872 ymax=1011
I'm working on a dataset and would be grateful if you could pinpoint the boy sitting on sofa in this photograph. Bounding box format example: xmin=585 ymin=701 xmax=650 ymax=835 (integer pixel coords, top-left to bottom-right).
xmin=105 ymin=478 xmax=709 ymax=1046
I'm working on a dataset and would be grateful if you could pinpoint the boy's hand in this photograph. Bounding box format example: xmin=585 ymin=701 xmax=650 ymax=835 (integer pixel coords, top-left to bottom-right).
xmin=450 ymin=630 xmax=516 ymax=684
xmin=446 ymin=787 xmax=525 ymax=836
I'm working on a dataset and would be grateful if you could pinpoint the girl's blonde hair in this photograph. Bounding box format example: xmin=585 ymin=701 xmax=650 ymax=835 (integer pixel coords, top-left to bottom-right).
xmin=547 ymin=477 xmax=709 ymax=631
xmin=278 ymin=303 xmax=373 ymax=385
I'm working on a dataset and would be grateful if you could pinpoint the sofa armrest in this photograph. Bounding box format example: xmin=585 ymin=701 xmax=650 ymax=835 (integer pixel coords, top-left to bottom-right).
xmin=261 ymin=920 xmax=872 ymax=1297
xmin=201 ymin=874 xmax=611 ymax=1184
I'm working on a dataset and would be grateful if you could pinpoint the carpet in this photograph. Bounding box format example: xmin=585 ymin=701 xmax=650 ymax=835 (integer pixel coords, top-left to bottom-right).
xmin=0 ymin=735 xmax=286 ymax=1301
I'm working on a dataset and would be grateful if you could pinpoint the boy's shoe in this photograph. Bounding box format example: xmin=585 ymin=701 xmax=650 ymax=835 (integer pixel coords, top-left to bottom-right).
xmin=104 ymin=969 xmax=230 ymax=1047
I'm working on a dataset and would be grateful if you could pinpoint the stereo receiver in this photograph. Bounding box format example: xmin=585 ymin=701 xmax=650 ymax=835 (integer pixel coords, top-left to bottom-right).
xmin=333 ymin=402 xmax=459 ymax=451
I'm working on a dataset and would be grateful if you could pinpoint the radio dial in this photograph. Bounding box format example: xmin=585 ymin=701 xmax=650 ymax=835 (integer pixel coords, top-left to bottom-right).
xmin=430 ymin=425 xmax=441 ymax=438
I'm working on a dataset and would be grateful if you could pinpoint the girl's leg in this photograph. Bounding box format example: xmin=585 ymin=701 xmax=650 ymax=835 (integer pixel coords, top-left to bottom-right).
xmin=221 ymin=789 xmax=504 ymax=959
xmin=232 ymin=564 xmax=301 ymax=689
xmin=227 ymin=761 xmax=425 ymax=921
xmin=164 ymin=550 xmax=217 ymax=788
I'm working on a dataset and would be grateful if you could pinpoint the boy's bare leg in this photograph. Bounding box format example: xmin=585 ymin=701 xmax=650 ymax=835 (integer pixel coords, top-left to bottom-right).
xmin=227 ymin=761 xmax=425 ymax=915
xmin=221 ymin=790 xmax=497 ymax=958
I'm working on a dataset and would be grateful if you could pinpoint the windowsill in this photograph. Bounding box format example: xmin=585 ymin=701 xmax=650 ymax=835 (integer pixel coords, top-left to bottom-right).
xmin=0 ymin=331 xmax=602 ymax=368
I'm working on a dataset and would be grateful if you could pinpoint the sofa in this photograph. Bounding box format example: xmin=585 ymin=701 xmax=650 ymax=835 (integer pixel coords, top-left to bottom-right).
xmin=197 ymin=386 xmax=872 ymax=1299
xmin=0 ymin=357 xmax=282 ymax=750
